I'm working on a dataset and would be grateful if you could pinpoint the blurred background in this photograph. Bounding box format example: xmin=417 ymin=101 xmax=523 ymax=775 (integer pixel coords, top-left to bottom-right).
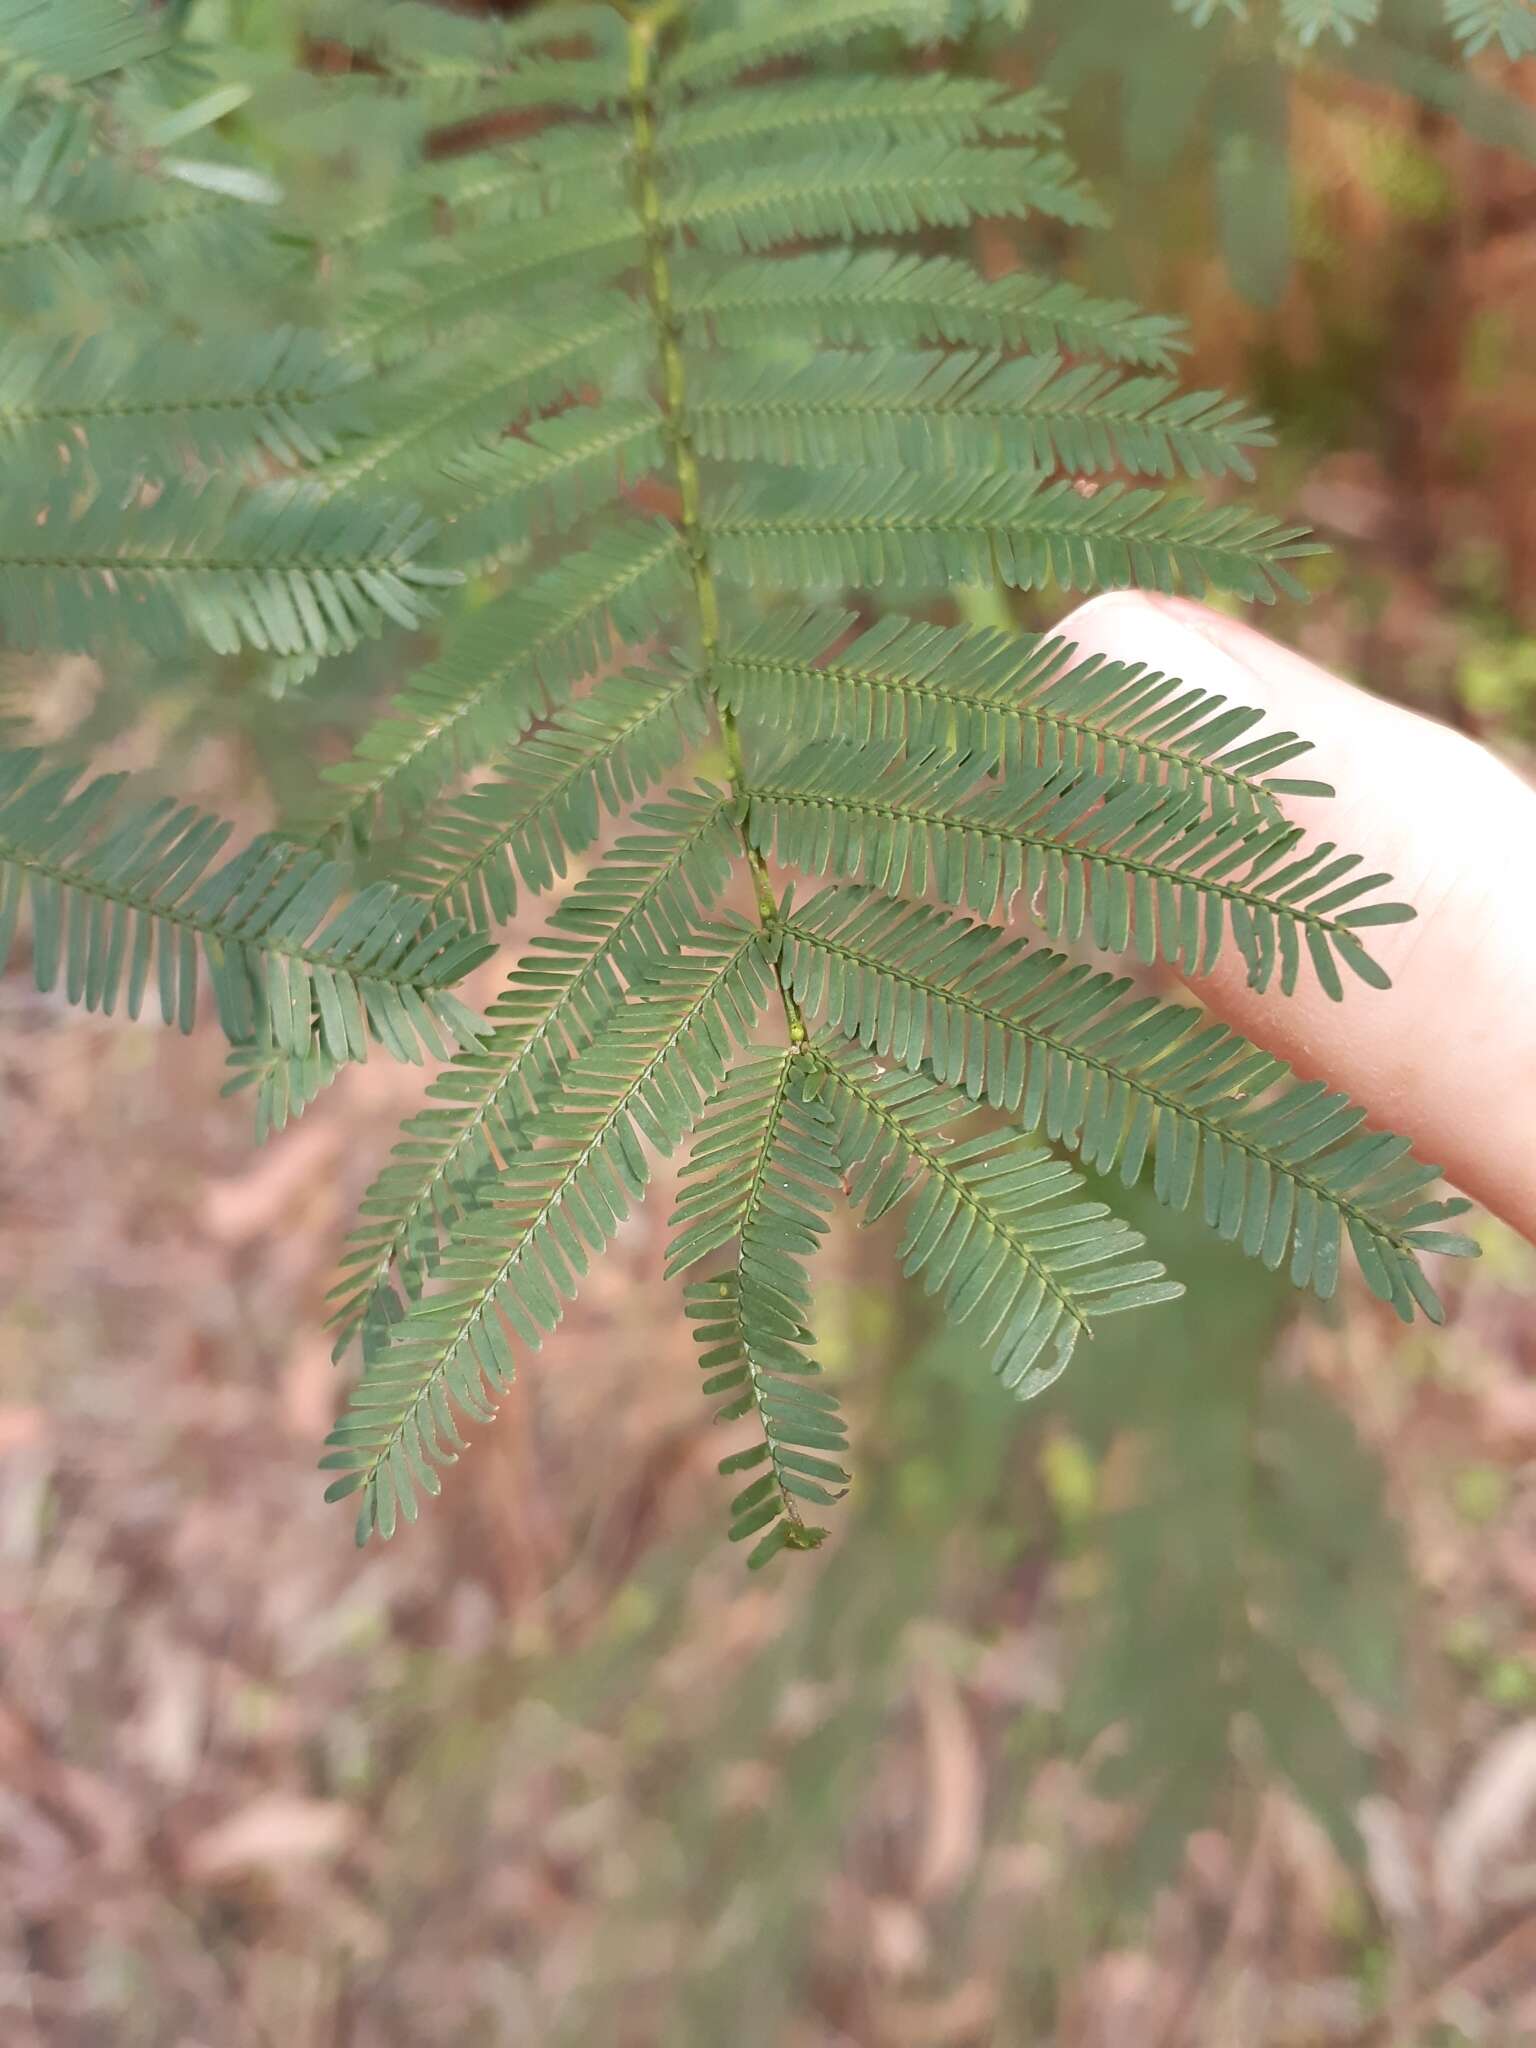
xmin=3 ymin=3 xmax=1536 ymax=2043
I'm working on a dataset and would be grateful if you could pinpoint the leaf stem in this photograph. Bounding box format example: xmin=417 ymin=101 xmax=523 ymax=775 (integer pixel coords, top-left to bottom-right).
xmin=625 ymin=4 xmax=808 ymax=1048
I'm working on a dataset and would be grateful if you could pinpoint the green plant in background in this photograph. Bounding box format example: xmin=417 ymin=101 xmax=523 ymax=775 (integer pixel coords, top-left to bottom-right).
xmin=1038 ymin=0 xmax=1536 ymax=306
xmin=0 ymin=0 xmax=1483 ymax=1569
xmin=1172 ymin=0 xmax=1536 ymax=53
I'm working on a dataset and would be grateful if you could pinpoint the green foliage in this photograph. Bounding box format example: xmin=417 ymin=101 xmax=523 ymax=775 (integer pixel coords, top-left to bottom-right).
xmin=0 ymin=0 xmax=1482 ymax=1568
xmin=747 ymin=746 xmax=1409 ymax=993
xmin=772 ymin=888 xmax=1470 ymax=1321
xmin=1061 ymin=1194 xmax=1408 ymax=1893
xmin=716 ymin=607 xmax=1333 ymax=806
xmin=676 ymin=1050 xmax=850 ymax=1567
xmin=324 ymin=922 xmax=776 ymax=1540
xmin=0 ymin=744 xmax=490 ymax=1057
xmin=0 ymin=482 xmax=449 ymax=658
xmin=1040 ymin=0 xmax=1536 ymax=306
xmin=0 ymin=327 xmax=368 ymax=476
xmin=686 ymin=346 xmax=1270 ymax=479
xmin=1169 ymin=0 xmax=1534 ymax=47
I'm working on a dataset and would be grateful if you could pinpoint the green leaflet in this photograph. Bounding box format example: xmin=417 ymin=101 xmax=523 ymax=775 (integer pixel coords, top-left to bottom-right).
xmin=0 ymin=135 xmax=281 ymax=315
xmin=674 ymin=1050 xmax=851 ymax=1565
xmin=1437 ymin=2 xmax=1536 ymax=59
xmin=323 ymin=921 xmax=777 ymax=1540
xmin=676 ymin=249 xmax=1188 ymax=367
xmin=812 ymin=1041 xmax=1182 ymax=1395
xmin=343 ymin=209 xmax=645 ymax=361
xmin=667 ymin=139 xmax=1103 ymax=252
xmin=317 ymin=520 xmax=689 ymax=837
xmin=322 ymin=295 xmax=650 ymax=493
xmin=0 ymin=327 xmax=369 ymax=476
xmin=1279 ymin=0 xmax=1379 ymax=43
xmin=663 ymin=0 xmax=964 ymax=95
xmin=773 ymin=885 xmax=1473 ymax=1322
xmin=746 ymin=740 xmax=1408 ymax=996
xmin=663 ymin=75 xmax=1059 ymax=161
xmin=320 ymin=129 xmax=633 ymax=261
xmin=707 ymin=466 xmax=1322 ymax=603
xmin=297 ymin=0 xmax=626 ymax=80
xmin=394 ymin=661 xmax=711 ymax=925
xmin=435 ymin=399 xmax=668 ymax=577
xmin=0 ymin=0 xmax=170 ymax=89
xmin=0 ymin=746 xmax=490 ymax=1060
xmin=223 ymin=1033 xmax=343 ymax=1145
xmin=714 ymin=604 xmax=1330 ymax=809
xmin=687 ymin=347 xmax=1268 ymax=480
xmin=328 ymin=787 xmax=739 ymax=1354
xmin=0 ymin=480 xmax=451 ymax=659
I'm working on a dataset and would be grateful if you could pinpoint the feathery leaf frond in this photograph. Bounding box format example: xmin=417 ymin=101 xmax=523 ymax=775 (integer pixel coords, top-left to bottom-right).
xmin=775 ymin=886 xmax=1472 ymax=1320
xmin=708 ymin=465 xmax=1321 ymax=603
xmin=5 ymin=0 xmax=1476 ymax=1565
xmin=675 ymin=1050 xmax=849 ymax=1566
xmin=748 ymin=742 xmax=1407 ymax=996
xmin=0 ymin=745 xmax=489 ymax=1058
xmin=319 ymin=520 xmax=688 ymax=838
xmin=715 ymin=606 xmax=1330 ymax=811
xmin=687 ymin=347 xmax=1269 ymax=480
xmin=677 ymin=249 xmax=1188 ymax=367
xmin=324 ymin=922 xmax=776 ymax=1540
xmin=813 ymin=1040 xmax=1182 ymax=1395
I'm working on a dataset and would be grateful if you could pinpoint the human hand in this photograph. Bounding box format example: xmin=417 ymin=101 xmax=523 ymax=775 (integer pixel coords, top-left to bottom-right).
xmin=1055 ymin=593 xmax=1536 ymax=1246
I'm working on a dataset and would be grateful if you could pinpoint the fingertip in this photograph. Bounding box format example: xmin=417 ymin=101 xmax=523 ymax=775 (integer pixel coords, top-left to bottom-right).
xmin=1043 ymin=594 xmax=1536 ymax=1244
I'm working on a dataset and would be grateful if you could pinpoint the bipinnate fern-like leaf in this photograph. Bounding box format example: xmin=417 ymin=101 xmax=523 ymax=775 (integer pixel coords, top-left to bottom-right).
xmin=4 ymin=0 xmax=1484 ymax=1564
xmin=305 ymin=0 xmax=1481 ymax=1554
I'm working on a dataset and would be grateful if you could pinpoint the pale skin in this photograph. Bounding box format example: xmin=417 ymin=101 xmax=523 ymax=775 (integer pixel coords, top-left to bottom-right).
xmin=1055 ymin=592 xmax=1536 ymax=1247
